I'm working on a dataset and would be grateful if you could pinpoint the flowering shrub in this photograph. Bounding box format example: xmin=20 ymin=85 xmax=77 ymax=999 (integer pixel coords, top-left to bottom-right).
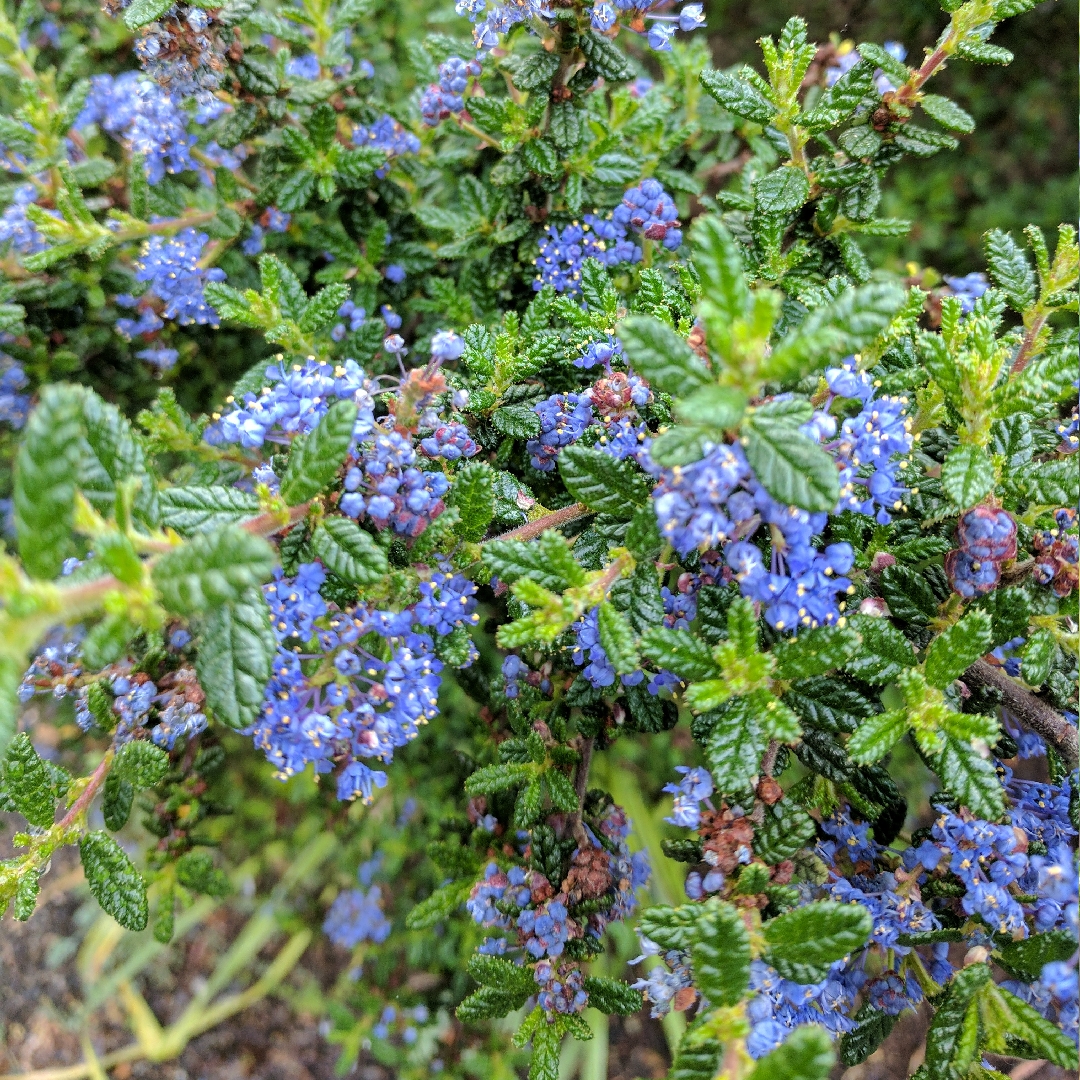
xmin=0 ymin=0 xmax=1076 ymax=1078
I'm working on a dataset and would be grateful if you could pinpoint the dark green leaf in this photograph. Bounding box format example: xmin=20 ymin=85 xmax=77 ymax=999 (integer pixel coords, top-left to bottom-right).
xmin=699 ymin=69 xmax=776 ymax=124
xmin=2 ymin=733 xmax=56 ymax=827
xmin=153 ymin=526 xmax=276 ymax=615
xmin=113 ymin=741 xmax=169 ymax=789
xmin=196 ymin=588 xmax=277 ymax=730
xmin=690 ymin=216 xmax=748 ymax=323
xmin=102 ymin=770 xmax=133 ymax=831
xmin=280 ymin=400 xmax=358 ymax=505
xmin=934 ymin=734 xmax=1006 ymax=820
xmin=492 ymin=404 xmax=542 ymax=439
xmin=558 ymin=445 xmax=651 ymax=517
xmin=763 ymin=900 xmax=873 ymax=983
xmin=920 ymin=94 xmax=975 ymax=133
xmin=996 ymin=930 xmax=1079 ymax=981
xmin=690 ymin=899 xmax=751 ymax=1007
xmin=79 ymin=831 xmax=149 ymax=931
xmin=940 ymin=445 xmax=995 ymax=508
xmin=123 ymin=0 xmax=172 ymax=28
xmin=773 ymin=624 xmax=861 ymax=680
xmin=311 ymin=517 xmax=388 ymax=584
xmin=582 ymin=976 xmax=642 ymax=1015
xmin=15 ymin=383 xmax=84 ymax=578
xmin=641 ymin=627 xmax=718 ymax=682
xmin=1020 ymin=627 xmax=1056 ymax=686
xmin=924 ymin=964 xmax=989 ymax=1080
xmin=748 ymin=1023 xmax=835 ymax=1080
xmin=754 ymin=167 xmax=810 ymax=216
xmin=924 ymin=609 xmax=993 ymax=688
xmin=705 ymin=697 xmax=767 ymax=794
xmin=617 ymin=315 xmax=711 ymax=398
xmin=741 ymin=412 xmax=840 ymax=514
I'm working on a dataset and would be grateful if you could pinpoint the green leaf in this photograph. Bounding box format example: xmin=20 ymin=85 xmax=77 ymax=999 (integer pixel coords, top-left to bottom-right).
xmin=580 ymin=31 xmax=634 ymax=81
xmin=763 ymin=900 xmax=873 ymax=983
xmin=1020 ymin=627 xmax=1056 ymax=686
xmin=14 ymin=867 xmax=40 ymax=921
xmin=924 ymin=609 xmax=993 ymax=688
xmin=2 ymin=733 xmax=56 ymax=827
xmin=406 ymin=878 xmax=473 ymax=929
xmin=856 ymin=42 xmax=910 ymax=86
xmin=113 ymin=741 xmax=169 ymax=789
xmin=493 ymin=405 xmax=542 ymax=440
xmin=596 ymin=601 xmax=638 ymax=675
xmin=925 ymin=964 xmax=989 ymax=1080
xmin=196 ymin=589 xmax=277 ymax=730
xmin=753 ymin=799 xmax=817 ymax=863
xmin=558 ymin=445 xmax=651 ymax=518
xmin=81 ymin=613 xmax=140 ymax=670
xmin=988 ymin=414 xmax=1033 ymax=468
xmin=297 ymin=283 xmax=349 ymax=333
xmin=617 ymin=315 xmax=711 ymax=398
xmin=639 ymin=904 xmax=700 ymax=951
xmin=122 ymin=0 xmax=172 ymax=28
xmin=995 ymin=930 xmax=1079 ymax=981
xmin=773 ymin=624 xmax=860 ymax=680
xmin=754 ymin=166 xmax=810 ymax=216
xmin=102 ymin=771 xmax=134 ymax=831
xmin=464 ymin=763 xmax=534 ymax=796
xmin=747 ymin=1025 xmax=835 ymax=1080
xmin=956 ymin=39 xmax=1014 ymax=65
xmin=764 ymin=282 xmax=907 ymax=382
xmin=920 ymin=93 xmax=975 ymax=133
xmin=311 ymin=517 xmax=388 ymax=584
xmin=648 ymin=425 xmax=715 ymax=467
xmin=14 ymin=383 xmax=84 ymax=578
xmin=527 ymin=1017 xmax=563 ymax=1080
xmin=974 ymin=586 xmax=1031 ymax=648
xmin=79 ymin=831 xmax=149 ymax=931
xmin=705 ymin=697 xmax=768 ymax=795
xmin=940 ymin=445 xmax=995 ymax=508
xmin=880 ymin=564 xmax=938 ymax=626
xmin=690 ymin=216 xmax=749 ymax=324
xmin=279 ymin=400 xmax=357 ymax=505
xmin=675 ymin=385 xmax=748 ymax=429
xmin=1010 ymin=459 xmax=1080 ymax=506
xmin=468 ymin=952 xmax=537 ymax=992
xmin=672 ymin=1024 xmax=722 ymax=1080
xmin=690 ymin=899 xmax=751 ymax=1007
xmin=458 ymin=985 xmax=530 ymax=1022
xmin=582 ymin=976 xmax=642 ymax=1016
xmin=994 ymin=985 xmax=1079 ymax=1070
xmin=545 ymin=768 xmax=578 ymax=813
xmin=175 ymin=850 xmax=231 ymax=897
xmin=447 ymin=462 xmax=495 ymax=542
xmin=484 ymin=531 xmax=586 ymax=591
xmin=840 ymin=1006 xmax=898 ymax=1066
xmin=848 ymin=709 xmax=908 ymax=764
xmin=934 ymin=734 xmax=1006 ymax=820
xmin=641 ymin=627 xmax=718 ymax=681
xmin=741 ymin=412 xmax=840 ymax=514
xmin=153 ymin=525 xmax=276 ymax=615
xmin=699 ymin=69 xmax=776 ymax=124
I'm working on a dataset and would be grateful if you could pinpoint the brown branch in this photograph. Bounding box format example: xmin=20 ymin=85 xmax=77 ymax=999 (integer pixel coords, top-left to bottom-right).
xmin=489 ymin=502 xmax=590 ymax=543
xmin=57 ymin=751 xmax=113 ymax=831
xmin=964 ymin=659 xmax=1078 ymax=772
xmin=1010 ymin=312 xmax=1048 ymax=374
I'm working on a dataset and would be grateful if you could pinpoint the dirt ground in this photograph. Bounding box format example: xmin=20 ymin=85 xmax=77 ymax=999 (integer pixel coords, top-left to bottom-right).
xmin=0 ymin=845 xmax=1072 ymax=1080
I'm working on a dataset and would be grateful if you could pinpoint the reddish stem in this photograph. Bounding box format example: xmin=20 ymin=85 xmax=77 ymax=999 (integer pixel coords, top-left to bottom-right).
xmin=57 ymin=752 xmax=113 ymax=831
xmin=491 ymin=503 xmax=590 ymax=543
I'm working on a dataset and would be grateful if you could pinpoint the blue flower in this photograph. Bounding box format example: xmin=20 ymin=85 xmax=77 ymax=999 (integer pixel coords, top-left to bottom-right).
xmin=527 ymin=392 xmax=594 ymax=471
xmin=133 ymin=229 xmax=225 ymax=327
xmin=323 ymin=885 xmax=392 ymax=946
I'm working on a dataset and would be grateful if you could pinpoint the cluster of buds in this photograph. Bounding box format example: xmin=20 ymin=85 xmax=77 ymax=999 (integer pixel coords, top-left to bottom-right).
xmin=945 ymin=506 xmax=1017 ymax=597
xmin=1032 ymin=508 xmax=1079 ymax=597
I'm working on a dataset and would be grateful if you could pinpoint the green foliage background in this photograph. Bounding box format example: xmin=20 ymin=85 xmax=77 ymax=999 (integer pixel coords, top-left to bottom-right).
xmin=706 ymin=0 xmax=1078 ymax=272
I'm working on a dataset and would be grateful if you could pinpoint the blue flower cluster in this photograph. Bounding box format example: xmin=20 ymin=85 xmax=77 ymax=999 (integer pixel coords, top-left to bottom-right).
xmin=323 ymin=884 xmax=392 ymax=947
xmin=946 ymin=506 xmax=1018 ymax=598
xmin=249 ymin=560 xmax=478 ymax=802
xmin=534 ymin=960 xmax=588 ymax=1014
xmin=526 ymin=392 xmax=593 ymax=471
xmin=341 ymin=431 xmax=451 ymax=538
xmin=650 ymin=440 xmax=857 ymax=633
xmin=419 ymin=422 xmax=478 ymax=461
xmin=207 ymin=358 xmax=377 ymax=448
xmin=352 ymin=115 xmax=421 ymax=177
xmin=532 ymin=214 xmax=641 ymax=293
xmin=569 ymin=607 xmax=643 ymax=690
xmin=420 ymin=57 xmax=482 ymax=125
xmin=826 ymin=359 xmax=914 ymax=525
xmin=130 ymin=5 xmax=228 ymax=110
xmin=0 ymin=362 xmax=31 ymax=428
xmin=130 ymin=228 xmax=225 ymax=327
xmin=944 ymin=272 xmax=991 ymax=314
xmin=77 ymin=72 xmax=194 ymax=184
xmin=0 ymin=185 xmax=50 ymax=254
xmin=616 ymin=179 xmax=682 ymax=249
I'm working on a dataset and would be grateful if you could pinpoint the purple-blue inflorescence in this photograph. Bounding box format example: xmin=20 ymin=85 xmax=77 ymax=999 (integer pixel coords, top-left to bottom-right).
xmin=420 ymin=57 xmax=482 ymax=125
xmin=526 ymin=392 xmax=593 ymax=471
xmin=248 ymin=560 xmax=478 ymax=802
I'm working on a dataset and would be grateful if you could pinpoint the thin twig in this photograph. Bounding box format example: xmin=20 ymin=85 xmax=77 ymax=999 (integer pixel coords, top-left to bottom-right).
xmin=1010 ymin=312 xmax=1048 ymax=374
xmin=57 ymin=750 xmax=114 ymax=831
xmin=963 ymin=659 xmax=1078 ymax=771
xmin=489 ymin=502 xmax=590 ymax=543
